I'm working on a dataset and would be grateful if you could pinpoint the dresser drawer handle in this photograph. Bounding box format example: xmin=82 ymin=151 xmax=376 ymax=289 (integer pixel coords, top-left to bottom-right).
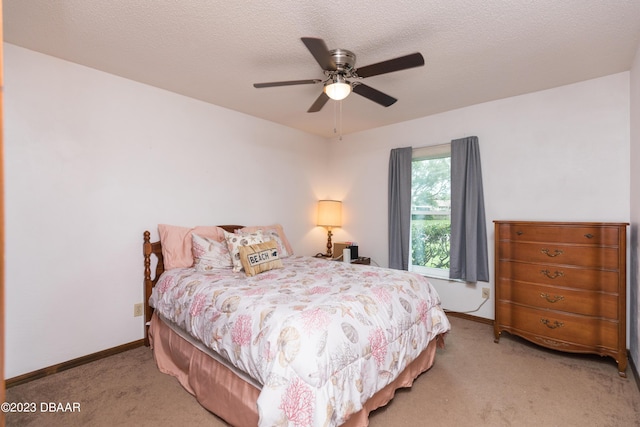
xmin=540 ymin=293 xmax=565 ymax=303
xmin=516 ymin=231 xmax=523 ymax=236
xmin=584 ymin=233 xmax=594 ymax=239
xmin=540 ymin=269 xmax=564 ymax=279
xmin=541 ymin=248 xmax=563 ymax=257
xmin=540 ymin=318 xmax=564 ymax=329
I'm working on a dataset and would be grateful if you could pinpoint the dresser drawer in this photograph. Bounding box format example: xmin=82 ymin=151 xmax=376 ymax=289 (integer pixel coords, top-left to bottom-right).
xmin=497 ymin=223 xmax=621 ymax=246
xmin=497 ymin=241 xmax=620 ymax=270
xmin=496 ymin=261 xmax=619 ymax=293
xmin=496 ymin=280 xmax=618 ymax=318
xmin=495 ymin=302 xmax=619 ymax=350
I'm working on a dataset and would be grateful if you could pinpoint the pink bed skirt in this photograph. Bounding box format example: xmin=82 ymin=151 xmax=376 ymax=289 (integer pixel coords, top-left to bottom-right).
xmin=149 ymin=312 xmax=442 ymax=426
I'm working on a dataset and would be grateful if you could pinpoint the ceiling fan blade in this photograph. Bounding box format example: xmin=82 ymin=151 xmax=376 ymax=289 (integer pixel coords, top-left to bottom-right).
xmin=355 ymin=52 xmax=424 ymax=78
xmin=307 ymin=92 xmax=330 ymax=112
xmin=254 ymin=79 xmax=322 ymax=88
xmin=352 ymin=83 xmax=397 ymax=107
xmin=301 ymin=37 xmax=336 ymax=71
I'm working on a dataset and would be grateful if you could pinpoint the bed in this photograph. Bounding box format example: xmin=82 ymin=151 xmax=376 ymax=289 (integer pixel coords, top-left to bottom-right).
xmin=143 ymin=224 xmax=450 ymax=427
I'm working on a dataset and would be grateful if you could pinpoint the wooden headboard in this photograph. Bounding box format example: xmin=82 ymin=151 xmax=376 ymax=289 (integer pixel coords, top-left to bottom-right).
xmin=142 ymin=225 xmax=244 ymax=346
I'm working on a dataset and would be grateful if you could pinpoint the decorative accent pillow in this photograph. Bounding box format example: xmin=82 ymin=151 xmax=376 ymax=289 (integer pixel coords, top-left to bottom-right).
xmin=224 ymin=230 xmax=265 ymax=272
xmin=236 ymin=224 xmax=294 ymax=258
xmin=191 ymin=233 xmax=233 ymax=272
xmin=238 ymin=240 xmax=283 ymax=277
xmin=158 ymin=224 xmax=227 ymax=270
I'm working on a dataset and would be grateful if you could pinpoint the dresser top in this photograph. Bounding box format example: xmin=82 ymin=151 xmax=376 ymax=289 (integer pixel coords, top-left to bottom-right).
xmin=493 ymin=220 xmax=628 ymax=227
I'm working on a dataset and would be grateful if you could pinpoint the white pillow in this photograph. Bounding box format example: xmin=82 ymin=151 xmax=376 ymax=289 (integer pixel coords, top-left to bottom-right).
xmin=236 ymin=224 xmax=294 ymax=258
xmin=191 ymin=233 xmax=233 ymax=272
xmin=224 ymin=230 xmax=266 ymax=272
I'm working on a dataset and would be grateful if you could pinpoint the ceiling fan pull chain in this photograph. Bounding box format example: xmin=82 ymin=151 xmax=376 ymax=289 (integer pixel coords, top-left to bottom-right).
xmin=333 ymin=102 xmax=338 ymax=133
xmin=339 ymin=100 xmax=343 ymax=141
xmin=332 ymin=100 xmax=343 ymax=140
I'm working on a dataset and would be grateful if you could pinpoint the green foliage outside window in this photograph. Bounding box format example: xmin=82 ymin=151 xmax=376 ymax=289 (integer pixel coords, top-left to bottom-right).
xmin=411 ymin=220 xmax=451 ymax=269
xmin=410 ymin=155 xmax=451 ymax=270
xmin=411 ymin=157 xmax=450 ymax=208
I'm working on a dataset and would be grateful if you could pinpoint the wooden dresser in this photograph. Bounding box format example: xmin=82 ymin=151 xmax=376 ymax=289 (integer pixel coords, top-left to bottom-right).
xmin=493 ymin=221 xmax=628 ymax=377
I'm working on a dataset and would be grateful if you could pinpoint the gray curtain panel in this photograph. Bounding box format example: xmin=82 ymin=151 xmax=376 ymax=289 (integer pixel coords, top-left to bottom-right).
xmin=450 ymin=136 xmax=490 ymax=282
xmin=388 ymin=147 xmax=412 ymax=270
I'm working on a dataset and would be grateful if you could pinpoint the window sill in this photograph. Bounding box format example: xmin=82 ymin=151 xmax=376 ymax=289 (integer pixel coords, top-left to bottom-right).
xmin=409 ymin=266 xmax=449 ymax=280
xmin=410 ymin=267 xmax=467 ymax=283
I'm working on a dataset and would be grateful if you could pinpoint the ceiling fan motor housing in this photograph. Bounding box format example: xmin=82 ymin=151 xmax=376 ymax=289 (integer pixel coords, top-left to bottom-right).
xmin=330 ymin=49 xmax=356 ymax=74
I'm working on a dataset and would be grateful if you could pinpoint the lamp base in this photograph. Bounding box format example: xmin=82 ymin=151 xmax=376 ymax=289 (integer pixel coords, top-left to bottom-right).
xmin=325 ymin=228 xmax=333 ymax=258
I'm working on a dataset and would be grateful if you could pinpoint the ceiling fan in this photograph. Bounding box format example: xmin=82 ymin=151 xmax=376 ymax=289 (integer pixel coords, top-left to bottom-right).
xmin=253 ymin=37 xmax=425 ymax=113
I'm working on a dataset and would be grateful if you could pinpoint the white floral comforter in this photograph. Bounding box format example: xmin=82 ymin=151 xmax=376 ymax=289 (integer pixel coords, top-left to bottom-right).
xmin=150 ymin=255 xmax=450 ymax=427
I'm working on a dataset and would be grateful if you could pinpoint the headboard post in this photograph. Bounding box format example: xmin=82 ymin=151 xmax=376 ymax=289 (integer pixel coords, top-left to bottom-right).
xmin=144 ymin=230 xmax=152 ymax=283
xmin=143 ymin=230 xmax=163 ymax=346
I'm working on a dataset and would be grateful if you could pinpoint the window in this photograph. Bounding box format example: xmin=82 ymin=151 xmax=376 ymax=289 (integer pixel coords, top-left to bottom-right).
xmin=409 ymin=144 xmax=451 ymax=277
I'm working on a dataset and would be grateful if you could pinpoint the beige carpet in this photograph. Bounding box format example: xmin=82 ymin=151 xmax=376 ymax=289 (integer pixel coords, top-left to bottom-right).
xmin=6 ymin=316 xmax=640 ymax=426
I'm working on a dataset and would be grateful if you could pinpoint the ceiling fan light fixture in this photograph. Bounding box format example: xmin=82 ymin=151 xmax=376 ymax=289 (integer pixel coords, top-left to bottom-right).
xmin=324 ymin=76 xmax=351 ymax=101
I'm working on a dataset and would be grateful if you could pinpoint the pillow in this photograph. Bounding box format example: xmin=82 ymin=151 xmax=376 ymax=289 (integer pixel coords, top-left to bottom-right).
xmin=224 ymin=230 xmax=265 ymax=272
xmin=158 ymin=224 xmax=227 ymax=270
xmin=238 ymin=240 xmax=283 ymax=277
xmin=236 ymin=224 xmax=294 ymax=258
xmin=191 ymin=233 xmax=233 ymax=272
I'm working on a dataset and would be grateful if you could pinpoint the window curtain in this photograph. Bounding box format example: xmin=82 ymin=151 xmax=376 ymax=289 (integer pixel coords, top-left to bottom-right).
xmin=388 ymin=147 xmax=412 ymax=270
xmin=449 ymin=136 xmax=489 ymax=282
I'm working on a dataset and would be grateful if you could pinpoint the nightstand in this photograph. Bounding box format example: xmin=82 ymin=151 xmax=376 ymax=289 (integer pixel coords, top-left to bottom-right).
xmin=351 ymin=257 xmax=371 ymax=265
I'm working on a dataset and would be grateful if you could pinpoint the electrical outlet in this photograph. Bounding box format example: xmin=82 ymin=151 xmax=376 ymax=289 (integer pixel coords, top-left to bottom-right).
xmin=482 ymin=287 xmax=490 ymax=299
xmin=134 ymin=303 xmax=144 ymax=317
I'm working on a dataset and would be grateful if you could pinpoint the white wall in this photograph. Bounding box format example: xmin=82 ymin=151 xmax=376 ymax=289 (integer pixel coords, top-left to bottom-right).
xmin=629 ymin=41 xmax=640 ymax=367
xmin=327 ymin=73 xmax=631 ymax=320
xmin=4 ymin=44 xmax=328 ymax=378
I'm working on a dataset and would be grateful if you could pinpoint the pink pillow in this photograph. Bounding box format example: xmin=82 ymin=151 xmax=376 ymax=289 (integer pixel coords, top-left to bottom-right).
xmin=158 ymin=224 xmax=227 ymax=270
xmin=236 ymin=224 xmax=294 ymax=257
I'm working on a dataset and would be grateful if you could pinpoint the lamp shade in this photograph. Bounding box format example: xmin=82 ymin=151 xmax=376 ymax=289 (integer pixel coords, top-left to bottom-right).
xmin=317 ymin=200 xmax=342 ymax=227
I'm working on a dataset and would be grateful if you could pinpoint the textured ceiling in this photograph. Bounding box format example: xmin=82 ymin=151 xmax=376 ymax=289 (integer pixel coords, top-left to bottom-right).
xmin=4 ymin=1 xmax=640 ymax=138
